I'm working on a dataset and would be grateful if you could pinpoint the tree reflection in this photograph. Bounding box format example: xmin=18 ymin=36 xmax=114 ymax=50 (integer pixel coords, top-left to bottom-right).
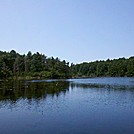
xmin=0 ymin=80 xmax=70 ymax=102
xmin=70 ymin=82 xmax=134 ymax=91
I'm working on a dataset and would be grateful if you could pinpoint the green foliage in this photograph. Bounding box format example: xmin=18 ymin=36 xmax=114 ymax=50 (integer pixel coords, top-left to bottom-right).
xmin=0 ymin=50 xmax=70 ymax=79
xmin=127 ymin=57 xmax=134 ymax=76
xmin=0 ymin=50 xmax=133 ymax=79
xmin=71 ymin=57 xmax=134 ymax=77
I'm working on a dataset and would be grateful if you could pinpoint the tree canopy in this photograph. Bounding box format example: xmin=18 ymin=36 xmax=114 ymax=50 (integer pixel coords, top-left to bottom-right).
xmin=0 ymin=50 xmax=70 ymax=79
xmin=71 ymin=57 xmax=134 ymax=77
xmin=0 ymin=50 xmax=134 ymax=79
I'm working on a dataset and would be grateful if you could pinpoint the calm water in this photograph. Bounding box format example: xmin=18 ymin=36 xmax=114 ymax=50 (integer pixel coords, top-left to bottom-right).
xmin=0 ymin=77 xmax=134 ymax=134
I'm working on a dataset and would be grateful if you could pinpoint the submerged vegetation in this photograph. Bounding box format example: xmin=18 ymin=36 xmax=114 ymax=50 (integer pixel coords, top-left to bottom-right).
xmin=0 ymin=50 xmax=134 ymax=79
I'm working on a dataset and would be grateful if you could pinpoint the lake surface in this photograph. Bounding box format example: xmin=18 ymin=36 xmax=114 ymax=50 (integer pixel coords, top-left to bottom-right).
xmin=0 ymin=77 xmax=134 ymax=134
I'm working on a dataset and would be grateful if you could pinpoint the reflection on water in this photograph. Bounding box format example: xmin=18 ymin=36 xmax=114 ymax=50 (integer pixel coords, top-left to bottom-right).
xmin=0 ymin=80 xmax=69 ymax=102
xmin=70 ymin=77 xmax=134 ymax=91
xmin=70 ymin=82 xmax=134 ymax=90
xmin=0 ymin=78 xmax=134 ymax=134
xmin=0 ymin=78 xmax=134 ymax=103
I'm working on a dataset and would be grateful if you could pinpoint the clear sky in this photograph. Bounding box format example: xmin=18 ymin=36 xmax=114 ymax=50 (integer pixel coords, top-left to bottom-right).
xmin=0 ymin=0 xmax=134 ymax=63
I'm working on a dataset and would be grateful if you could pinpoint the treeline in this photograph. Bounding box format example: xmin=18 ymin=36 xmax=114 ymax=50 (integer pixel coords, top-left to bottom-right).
xmin=0 ymin=50 xmax=134 ymax=79
xmin=71 ymin=57 xmax=134 ymax=77
xmin=0 ymin=50 xmax=70 ymax=79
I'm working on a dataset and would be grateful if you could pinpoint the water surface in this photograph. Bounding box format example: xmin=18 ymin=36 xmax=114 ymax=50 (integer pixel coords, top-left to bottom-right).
xmin=0 ymin=77 xmax=134 ymax=134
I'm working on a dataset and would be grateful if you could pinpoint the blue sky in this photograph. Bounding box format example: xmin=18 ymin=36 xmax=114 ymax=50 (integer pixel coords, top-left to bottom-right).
xmin=0 ymin=0 xmax=134 ymax=63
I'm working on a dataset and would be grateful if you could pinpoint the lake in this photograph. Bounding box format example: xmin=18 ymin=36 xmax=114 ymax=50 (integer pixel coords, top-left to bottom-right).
xmin=0 ymin=77 xmax=134 ymax=134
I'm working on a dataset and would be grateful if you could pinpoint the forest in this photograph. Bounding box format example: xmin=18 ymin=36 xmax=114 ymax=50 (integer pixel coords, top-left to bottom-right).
xmin=0 ymin=50 xmax=70 ymax=79
xmin=71 ymin=57 xmax=134 ymax=77
xmin=0 ymin=50 xmax=134 ymax=79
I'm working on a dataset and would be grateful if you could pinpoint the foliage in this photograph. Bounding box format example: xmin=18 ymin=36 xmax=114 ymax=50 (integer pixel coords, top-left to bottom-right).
xmin=0 ymin=50 xmax=133 ymax=79
xmin=71 ymin=57 xmax=134 ymax=77
xmin=0 ymin=50 xmax=70 ymax=79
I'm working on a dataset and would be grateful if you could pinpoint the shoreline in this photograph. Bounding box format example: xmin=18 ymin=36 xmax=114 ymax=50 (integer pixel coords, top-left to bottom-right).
xmin=0 ymin=76 xmax=133 ymax=82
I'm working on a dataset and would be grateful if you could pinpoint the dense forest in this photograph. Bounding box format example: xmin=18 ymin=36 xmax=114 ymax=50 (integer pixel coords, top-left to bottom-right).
xmin=0 ymin=50 xmax=134 ymax=79
xmin=0 ymin=50 xmax=70 ymax=79
xmin=71 ymin=57 xmax=134 ymax=77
